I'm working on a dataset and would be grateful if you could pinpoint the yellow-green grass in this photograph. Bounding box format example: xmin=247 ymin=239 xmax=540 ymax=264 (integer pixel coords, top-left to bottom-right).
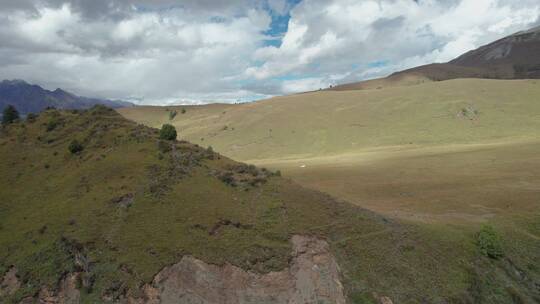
xmin=253 ymin=140 xmax=540 ymax=224
xmin=5 ymin=108 xmax=534 ymax=303
xmin=120 ymin=78 xmax=540 ymax=161
xmin=119 ymin=78 xmax=540 ymax=224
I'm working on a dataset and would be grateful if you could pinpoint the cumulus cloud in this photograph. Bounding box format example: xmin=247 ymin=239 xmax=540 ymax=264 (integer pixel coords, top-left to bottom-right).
xmin=0 ymin=0 xmax=539 ymax=103
xmin=248 ymin=0 xmax=540 ymax=90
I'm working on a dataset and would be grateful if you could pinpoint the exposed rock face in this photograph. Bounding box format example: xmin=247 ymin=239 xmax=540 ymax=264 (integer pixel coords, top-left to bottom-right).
xmin=131 ymin=235 xmax=345 ymax=304
xmin=18 ymin=273 xmax=80 ymax=304
xmin=379 ymin=296 xmax=393 ymax=304
xmin=43 ymin=273 xmax=81 ymax=304
xmin=7 ymin=236 xmax=344 ymax=304
xmin=0 ymin=267 xmax=21 ymax=297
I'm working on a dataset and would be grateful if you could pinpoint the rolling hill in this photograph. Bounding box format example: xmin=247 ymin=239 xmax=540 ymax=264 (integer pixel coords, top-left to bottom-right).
xmin=0 ymin=80 xmax=133 ymax=116
xmin=120 ymin=79 xmax=540 ymax=162
xmin=330 ymin=26 xmax=540 ymax=91
xmin=4 ymin=106 xmax=536 ymax=303
xmin=120 ymin=77 xmax=540 ymax=303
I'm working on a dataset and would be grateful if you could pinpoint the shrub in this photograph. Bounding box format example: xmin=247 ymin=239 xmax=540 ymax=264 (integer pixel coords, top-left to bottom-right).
xmin=46 ymin=119 xmax=59 ymax=132
xmin=26 ymin=113 xmax=37 ymax=123
xmin=206 ymin=146 xmax=214 ymax=159
xmin=168 ymin=110 xmax=177 ymax=120
xmin=2 ymin=105 xmax=19 ymax=125
xmin=181 ymin=108 xmax=186 ymax=114
xmin=159 ymin=124 xmax=177 ymax=141
xmin=68 ymin=140 xmax=84 ymax=154
xmin=476 ymin=225 xmax=504 ymax=259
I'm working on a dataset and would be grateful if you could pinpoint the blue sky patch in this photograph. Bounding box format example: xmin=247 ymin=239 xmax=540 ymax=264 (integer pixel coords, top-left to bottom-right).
xmin=367 ymin=60 xmax=390 ymax=68
xmin=263 ymin=0 xmax=302 ymax=47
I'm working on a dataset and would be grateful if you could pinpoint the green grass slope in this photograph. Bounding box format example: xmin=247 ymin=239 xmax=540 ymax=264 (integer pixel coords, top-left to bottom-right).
xmin=2 ymin=107 xmax=538 ymax=303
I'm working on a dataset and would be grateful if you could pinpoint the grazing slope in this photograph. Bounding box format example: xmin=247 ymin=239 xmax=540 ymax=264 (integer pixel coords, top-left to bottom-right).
xmin=331 ymin=26 xmax=540 ymax=91
xmin=6 ymin=107 xmax=537 ymax=303
xmin=120 ymin=79 xmax=540 ymax=161
xmin=0 ymin=80 xmax=132 ymax=115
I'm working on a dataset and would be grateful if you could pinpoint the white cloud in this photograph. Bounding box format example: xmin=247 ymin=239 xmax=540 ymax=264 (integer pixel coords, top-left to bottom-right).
xmin=247 ymin=0 xmax=540 ymax=86
xmin=0 ymin=0 xmax=539 ymax=103
xmin=281 ymin=77 xmax=329 ymax=93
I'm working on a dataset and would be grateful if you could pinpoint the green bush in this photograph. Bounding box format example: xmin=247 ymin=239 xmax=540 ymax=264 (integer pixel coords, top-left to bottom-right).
xmin=181 ymin=108 xmax=186 ymax=114
xmin=476 ymin=225 xmax=504 ymax=259
xmin=2 ymin=105 xmax=19 ymax=125
xmin=68 ymin=140 xmax=84 ymax=154
xmin=26 ymin=113 xmax=37 ymax=123
xmin=159 ymin=124 xmax=177 ymax=141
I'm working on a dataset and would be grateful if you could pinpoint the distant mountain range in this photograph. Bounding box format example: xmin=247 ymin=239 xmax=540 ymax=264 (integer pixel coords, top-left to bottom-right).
xmin=331 ymin=25 xmax=540 ymax=91
xmin=0 ymin=80 xmax=134 ymax=115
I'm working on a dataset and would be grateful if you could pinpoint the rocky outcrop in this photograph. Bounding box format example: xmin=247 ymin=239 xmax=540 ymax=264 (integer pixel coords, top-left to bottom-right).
xmin=7 ymin=235 xmax=345 ymax=304
xmin=130 ymin=235 xmax=345 ymax=304
xmin=19 ymin=273 xmax=81 ymax=304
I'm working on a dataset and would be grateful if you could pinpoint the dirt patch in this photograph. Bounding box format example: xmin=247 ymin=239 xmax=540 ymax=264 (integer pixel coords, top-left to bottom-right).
xmin=129 ymin=235 xmax=345 ymax=304
xmin=0 ymin=267 xmax=20 ymax=297
xmin=110 ymin=193 xmax=135 ymax=208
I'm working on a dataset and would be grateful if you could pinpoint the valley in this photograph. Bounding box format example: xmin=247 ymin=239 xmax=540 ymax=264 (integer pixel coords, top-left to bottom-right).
xmin=120 ymin=78 xmax=540 ymax=224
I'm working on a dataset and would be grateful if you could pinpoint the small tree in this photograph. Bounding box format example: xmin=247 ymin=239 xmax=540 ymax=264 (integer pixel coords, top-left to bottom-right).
xmin=68 ymin=140 xmax=84 ymax=154
xmin=2 ymin=105 xmax=19 ymax=125
xmin=181 ymin=108 xmax=186 ymax=114
xmin=159 ymin=124 xmax=177 ymax=141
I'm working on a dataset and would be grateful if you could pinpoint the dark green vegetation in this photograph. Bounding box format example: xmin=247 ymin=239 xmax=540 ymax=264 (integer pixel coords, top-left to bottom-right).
xmin=477 ymin=225 xmax=504 ymax=259
xmin=2 ymin=105 xmax=19 ymax=125
xmin=1 ymin=107 xmax=539 ymax=303
xmin=159 ymin=123 xmax=177 ymax=141
xmin=26 ymin=113 xmax=37 ymax=123
xmin=68 ymin=140 xmax=84 ymax=154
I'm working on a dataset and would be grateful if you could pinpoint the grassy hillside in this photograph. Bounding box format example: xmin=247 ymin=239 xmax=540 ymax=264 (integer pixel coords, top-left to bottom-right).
xmin=118 ymin=78 xmax=540 ymax=302
xmin=119 ymin=79 xmax=540 ymax=224
xmin=5 ymin=107 xmax=538 ymax=303
xmin=120 ymin=79 xmax=540 ymax=161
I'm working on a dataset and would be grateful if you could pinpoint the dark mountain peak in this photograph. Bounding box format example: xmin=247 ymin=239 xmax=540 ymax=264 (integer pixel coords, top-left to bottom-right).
xmin=0 ymin=79 xmax=133 ymax=114
xmin=450 ymin=25 xmax=540 ymax=68
xmin=513 ymin=25 xmax=540 ymax=37
xmin=51 ymin=88 xmax=76 ymax=98
xmin=1 ymin=79 xmax=30 ymax=86
xmin=330 ymin=25 xmax=540 ymax=91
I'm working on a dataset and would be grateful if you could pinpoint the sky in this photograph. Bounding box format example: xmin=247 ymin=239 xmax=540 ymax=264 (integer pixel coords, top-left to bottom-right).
xmin=0 ymin=0 xmax=539 ymax=105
